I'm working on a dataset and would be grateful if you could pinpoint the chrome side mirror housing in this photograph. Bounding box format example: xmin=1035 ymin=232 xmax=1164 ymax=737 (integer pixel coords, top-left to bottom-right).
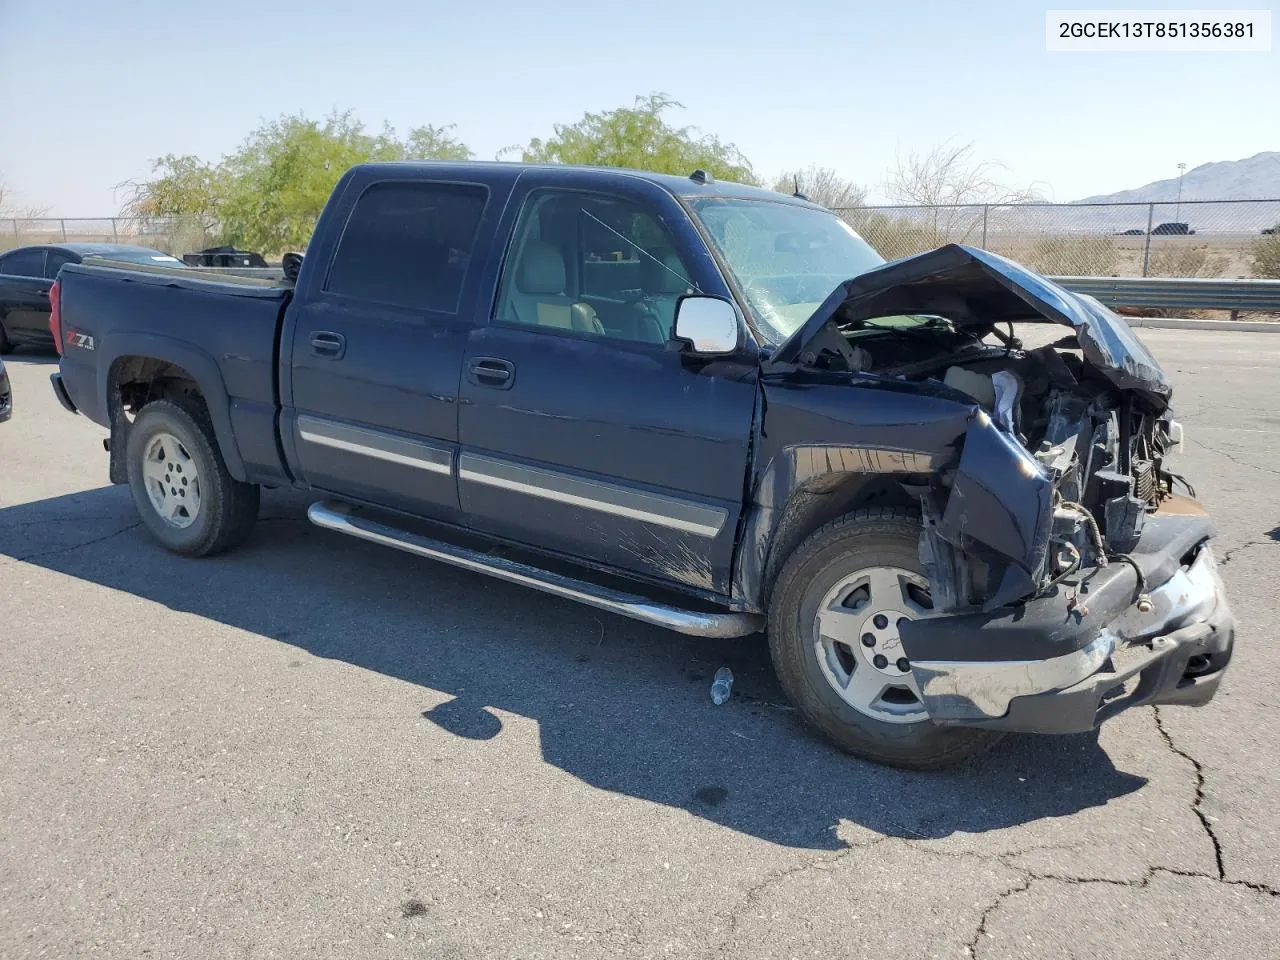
xmin=673 ymin=296 xmax=739 ymax=355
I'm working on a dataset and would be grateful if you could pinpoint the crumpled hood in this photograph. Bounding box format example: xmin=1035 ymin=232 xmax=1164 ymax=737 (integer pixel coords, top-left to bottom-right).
xmin=766 ymin=244 xmax=1172 ymax=411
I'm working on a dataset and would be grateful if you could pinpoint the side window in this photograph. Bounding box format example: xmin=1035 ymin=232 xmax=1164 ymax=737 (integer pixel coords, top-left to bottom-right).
xmin=0 ymin=248 xmax=47 ymax=278
xmin=45 ymin=251 xmax=77 ymax=278
xmin=495 ymin=189 xmax=694 ymax=344
xmin=325 ymin=181 xmax=488 ymax=314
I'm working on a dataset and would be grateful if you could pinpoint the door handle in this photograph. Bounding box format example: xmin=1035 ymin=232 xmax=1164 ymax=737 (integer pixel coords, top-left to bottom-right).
xmin=310 ymin=331 xmax=346 ymax=359
xmin=468 ymin=357 xmax=515 ymax=389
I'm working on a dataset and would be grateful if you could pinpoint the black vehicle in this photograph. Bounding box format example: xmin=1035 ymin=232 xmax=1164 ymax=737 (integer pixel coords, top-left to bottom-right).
xmin=182 ymin=246 xmax=269 ymax=268
xmin=0 ymin=243 xmax=185 ymax=352
xmin=1151 ymin=222 xmax=1194 ymax=235
xmin=48 ymin=162 xmax=1234 ymax=770
xmin=0 ymin=357 xmax=10 ymax=422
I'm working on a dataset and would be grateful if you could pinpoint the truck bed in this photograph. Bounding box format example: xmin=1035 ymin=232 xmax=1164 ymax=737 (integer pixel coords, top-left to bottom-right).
xmin=55 ymin=260 xmax=292 ymax=484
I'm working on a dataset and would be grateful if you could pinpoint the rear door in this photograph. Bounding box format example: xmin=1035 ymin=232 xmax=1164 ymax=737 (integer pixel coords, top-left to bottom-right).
xmin=457 ymin=171 xmax=759 ymax=597
xmin=0 ymin=248 xmax=52 ymax=345
xmin=281 ymin=170 xmax=515 ymax=523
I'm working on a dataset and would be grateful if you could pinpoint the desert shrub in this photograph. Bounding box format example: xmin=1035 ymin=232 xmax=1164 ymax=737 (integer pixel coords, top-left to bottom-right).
xmin=1147 ymin=243 xmax=1229 ymax=278
xmin=1249 ymin=231 xmax=1280 ymax=279
xmin=842 ymin=211 xmax=939 ymax=261
xmin=1023 ymin=235 xmax=1118 ymax=276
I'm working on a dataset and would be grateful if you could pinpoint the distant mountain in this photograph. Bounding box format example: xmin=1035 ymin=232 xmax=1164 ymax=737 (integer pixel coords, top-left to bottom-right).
xmin=1075 ymin=152 xmax=1280 ymax=204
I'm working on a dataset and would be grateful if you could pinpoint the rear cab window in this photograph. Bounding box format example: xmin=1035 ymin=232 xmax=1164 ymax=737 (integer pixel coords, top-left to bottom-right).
xmin=325 ymin=181 xmax=489 ymax=315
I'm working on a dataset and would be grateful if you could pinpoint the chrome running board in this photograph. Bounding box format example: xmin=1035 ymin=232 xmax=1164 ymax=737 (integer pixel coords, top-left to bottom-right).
xmin=307 ymin=501 xmax=764 ymax=639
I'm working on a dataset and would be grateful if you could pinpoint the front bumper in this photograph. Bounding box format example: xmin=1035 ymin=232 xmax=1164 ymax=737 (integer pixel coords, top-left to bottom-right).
xmin=903 ymin=513 xmax=1234 ymax=734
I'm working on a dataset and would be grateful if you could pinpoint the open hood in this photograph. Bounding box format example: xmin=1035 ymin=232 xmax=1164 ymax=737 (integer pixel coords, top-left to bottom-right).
xmin=766 ymin=244 xmax=1172 ymax=411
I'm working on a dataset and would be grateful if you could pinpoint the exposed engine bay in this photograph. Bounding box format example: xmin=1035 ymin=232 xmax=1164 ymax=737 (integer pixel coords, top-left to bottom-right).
xmin=800 ymin=316 xmax=1187 ymax=611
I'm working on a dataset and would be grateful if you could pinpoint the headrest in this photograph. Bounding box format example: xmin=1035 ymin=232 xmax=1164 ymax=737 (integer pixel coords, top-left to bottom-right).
xmin=640 ymin=249 xmax=689 ymax=295
xmin=516 ymin=240 xmax=565 ymax=295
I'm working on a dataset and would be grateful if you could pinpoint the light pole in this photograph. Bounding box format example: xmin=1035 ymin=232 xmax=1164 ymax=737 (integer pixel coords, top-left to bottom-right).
xmin=1175 ymin=162 xmax=1187 ymax=223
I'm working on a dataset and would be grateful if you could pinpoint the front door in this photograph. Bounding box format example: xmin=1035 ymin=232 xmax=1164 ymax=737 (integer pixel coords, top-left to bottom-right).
xmin=458 ymin=172 xmax=758 ymax=596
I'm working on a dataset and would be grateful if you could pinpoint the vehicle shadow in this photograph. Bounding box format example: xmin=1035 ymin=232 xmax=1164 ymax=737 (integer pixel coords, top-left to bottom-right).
xmin=1 ymin=348 xmax=59 ymax=363
xmin=1 ymin=485 xmax=1148 ymax=850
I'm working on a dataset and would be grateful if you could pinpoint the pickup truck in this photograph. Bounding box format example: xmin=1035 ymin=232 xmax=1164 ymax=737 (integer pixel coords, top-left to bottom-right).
xmin=49 ymin=161 xmax=1235 ymax=769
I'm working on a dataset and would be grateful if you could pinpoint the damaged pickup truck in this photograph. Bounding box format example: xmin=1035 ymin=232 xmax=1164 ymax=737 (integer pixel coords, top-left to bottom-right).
xmin=48 ymin=162 xmax=1233 ymax=768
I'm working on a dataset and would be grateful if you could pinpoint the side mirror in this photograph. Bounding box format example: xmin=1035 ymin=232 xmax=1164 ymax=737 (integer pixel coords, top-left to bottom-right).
xmin=673 ymin=296 xmax=739 ymax=355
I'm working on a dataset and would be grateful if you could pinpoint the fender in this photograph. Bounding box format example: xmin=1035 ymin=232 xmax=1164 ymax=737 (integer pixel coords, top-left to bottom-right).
xmin=99 ymin=330 xmax=249 ymax=482
xmin=731 ymin=443 xmax=950 ymax=611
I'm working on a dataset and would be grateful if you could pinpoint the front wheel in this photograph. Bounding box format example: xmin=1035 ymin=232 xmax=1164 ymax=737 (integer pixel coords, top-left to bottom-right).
xmin=125 ymin=398 xmax=260 ymax=556
xmin=767 ymin=507 xmax=1003 ymax=770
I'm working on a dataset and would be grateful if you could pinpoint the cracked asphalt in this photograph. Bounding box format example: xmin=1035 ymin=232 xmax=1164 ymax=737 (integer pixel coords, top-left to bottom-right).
xmin=1 ymin=328 xmax=1278 ymax=959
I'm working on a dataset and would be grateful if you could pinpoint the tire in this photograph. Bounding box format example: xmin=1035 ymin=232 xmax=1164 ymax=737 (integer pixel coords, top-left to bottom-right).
xmin=0 ymin=321 xmax=11 ymax=354
xmin=125 ymin=398 xmax=260 ymax=557
xmin=767 ymin=507 xmax=1004 ymax=770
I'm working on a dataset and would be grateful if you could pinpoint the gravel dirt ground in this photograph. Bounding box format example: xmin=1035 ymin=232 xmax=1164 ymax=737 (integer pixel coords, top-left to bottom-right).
xmin=1 ymin=329 xmax=1276 ymax=959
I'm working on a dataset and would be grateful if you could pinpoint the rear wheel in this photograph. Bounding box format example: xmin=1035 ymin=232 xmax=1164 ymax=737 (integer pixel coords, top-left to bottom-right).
xmin=768 ymin=507 xmax=1003 ymax=770
xmin=125 ymin=398 xmax=259 ymax=556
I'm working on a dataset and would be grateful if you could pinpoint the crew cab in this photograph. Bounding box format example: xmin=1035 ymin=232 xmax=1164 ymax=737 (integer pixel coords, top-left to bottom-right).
xmin=48 ymin=162 xmax=1235 ymax=769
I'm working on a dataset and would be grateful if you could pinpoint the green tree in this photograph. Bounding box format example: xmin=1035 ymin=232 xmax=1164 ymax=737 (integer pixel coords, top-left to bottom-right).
xmin=404 ymin=124 xmax=474 ymax=162
xmin=120 ymin=110 xmax=474 ymax=256
xmin=519 ymin=93 xmax=758 ymax=185
xmin=219 ymin=111 xmax=474 ymax=254
xmin=120 ymin=154 xmax=226 ymax=231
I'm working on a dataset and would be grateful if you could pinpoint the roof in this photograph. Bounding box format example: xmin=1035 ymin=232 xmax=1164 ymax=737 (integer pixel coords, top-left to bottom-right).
xmin=3 ymin=242 xmax=174 ymax=256
xmin=353 ymin=160 xmax=822 ymax=207
xmin=57 ymin=243 xmax=175 ymax=256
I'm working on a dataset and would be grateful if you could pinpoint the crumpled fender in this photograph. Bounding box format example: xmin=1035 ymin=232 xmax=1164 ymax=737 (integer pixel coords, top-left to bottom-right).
xmin=936 ymin=409 xmax=1054 ymax=610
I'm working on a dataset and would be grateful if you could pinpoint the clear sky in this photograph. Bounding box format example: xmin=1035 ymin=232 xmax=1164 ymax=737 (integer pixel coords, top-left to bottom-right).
xmin=0 ymin=0 xmax=1275 ymax=215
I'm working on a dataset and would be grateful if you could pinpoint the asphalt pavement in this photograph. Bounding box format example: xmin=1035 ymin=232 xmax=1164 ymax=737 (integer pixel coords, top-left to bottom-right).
xmin=1 ymin=329 xmax=1277 ymax=959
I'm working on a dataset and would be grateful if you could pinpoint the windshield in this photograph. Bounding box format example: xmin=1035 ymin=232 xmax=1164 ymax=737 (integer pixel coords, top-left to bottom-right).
xmin=689 ymin=198 xmax=884 ymax=342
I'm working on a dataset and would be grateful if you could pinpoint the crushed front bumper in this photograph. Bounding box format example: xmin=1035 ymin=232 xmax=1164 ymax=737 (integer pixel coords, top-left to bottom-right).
xmin=901 ymin=510 xmax=1234 ymax=735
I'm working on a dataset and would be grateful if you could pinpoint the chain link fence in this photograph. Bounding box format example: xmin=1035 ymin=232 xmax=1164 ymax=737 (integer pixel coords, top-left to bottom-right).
xmin=0 ymin=216 xmax=217 ymax=257
xmin=835 ymin=199 xmax=1280 ymax=278
xmin=6 ymin=200 xmax=1280 ymax=279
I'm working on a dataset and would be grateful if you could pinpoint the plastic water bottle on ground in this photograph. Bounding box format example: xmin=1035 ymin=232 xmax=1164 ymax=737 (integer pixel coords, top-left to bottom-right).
xmin=709 ymin=667 xmax=734 ymax=705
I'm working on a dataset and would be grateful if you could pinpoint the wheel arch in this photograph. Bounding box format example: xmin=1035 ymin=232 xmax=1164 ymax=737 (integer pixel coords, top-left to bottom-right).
xmin=101 ymin=334 xmax=247 ymax=484
xmin=732 ymin=444 xmax=941 ymax=612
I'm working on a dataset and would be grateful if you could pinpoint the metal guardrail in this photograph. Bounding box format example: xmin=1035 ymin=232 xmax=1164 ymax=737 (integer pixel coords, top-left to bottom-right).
xmin=1051 ymin=275 xmax=1280 ymax=313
